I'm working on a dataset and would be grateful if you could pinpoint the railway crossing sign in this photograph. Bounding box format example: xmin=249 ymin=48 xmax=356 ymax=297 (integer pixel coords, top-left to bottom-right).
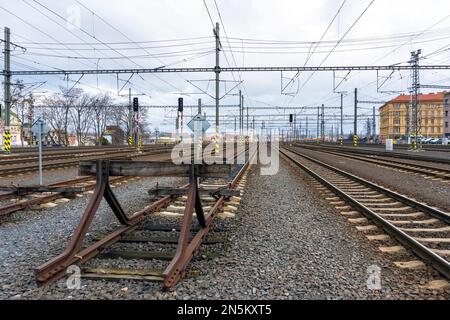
xmin=187 ymin=113 xmax=211 ymax=133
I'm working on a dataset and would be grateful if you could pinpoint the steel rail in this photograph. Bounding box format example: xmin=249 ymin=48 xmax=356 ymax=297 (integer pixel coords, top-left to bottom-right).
xmin=162 ymin=147 xmax=257 ymax=288
xmin=294 ymin=143 xmax=450 ymax=165
xmin=294 ymin=144 xmax=450 ymax=180
xmin=0 ymin=176 xmax=129 ymax=218
xmin=325 ymin=142 xmax=450 ymax=153
xmin=0 ymin=176 xmax=93 ymax=201
xmin=0 ymin=147 xmax=172 ymax=176
xmin=36 ymin=146 xmax=253 ymax=288
xmin=281 ymin=147 xmax=450 ymax=279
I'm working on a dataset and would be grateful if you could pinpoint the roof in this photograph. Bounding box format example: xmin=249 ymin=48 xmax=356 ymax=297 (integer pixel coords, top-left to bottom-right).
xmin=380 ymin=92 xmax=446 ymax=110
xmin=390 ymin=92 xmax=445 ymax=104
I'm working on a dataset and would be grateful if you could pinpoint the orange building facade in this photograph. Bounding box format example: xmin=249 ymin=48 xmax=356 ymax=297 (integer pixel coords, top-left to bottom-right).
xmin=379 ymin=92 xmax=446 ymax=140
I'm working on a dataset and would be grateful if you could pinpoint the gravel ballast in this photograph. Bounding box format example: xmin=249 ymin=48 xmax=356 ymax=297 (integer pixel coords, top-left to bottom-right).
xmin=291 ymin=146 xmax=450 ymax=212
xmin=1 ymin=157 xmax=448 ymax=299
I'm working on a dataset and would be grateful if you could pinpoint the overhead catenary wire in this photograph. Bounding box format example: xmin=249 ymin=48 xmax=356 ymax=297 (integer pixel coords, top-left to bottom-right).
xmin=30 ymin=0 xmax=178 ymax=96
xmin=5 ymin=3 xmax=162 ymax=101
xmin=74 ymin=0 xmax=203 ymax=102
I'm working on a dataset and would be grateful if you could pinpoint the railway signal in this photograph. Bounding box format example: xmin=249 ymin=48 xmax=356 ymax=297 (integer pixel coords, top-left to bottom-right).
xmin=133 ymin=97 xmax=139 ymax=112
xmin=178 ymin=98 xmax=184 ymax=112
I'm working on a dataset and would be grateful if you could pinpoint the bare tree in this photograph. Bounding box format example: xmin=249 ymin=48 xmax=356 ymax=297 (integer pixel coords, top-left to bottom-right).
xmin=10 ymin=80 xmax=36 ymax=146
xmin=70 ymin=93 xmax=93 ymax=145
xmin=91 ymin=93 xmax=113 ymax=144
xmin=109 ymin=105 xmax=132 ymax=139
xmin=41 ymin=87 xmax=85 ymax=146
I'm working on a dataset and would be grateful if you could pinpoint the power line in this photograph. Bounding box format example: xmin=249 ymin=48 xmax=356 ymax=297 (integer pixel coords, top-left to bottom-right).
xmin=203 ymin=0 xmax=215 ymax=29
xmin=285 ymin=0 xmax=347 ymax=91
xmin=4 ymin=3 xmax=157 ymax=100
xmin=74 ymin=0 xmax=209 ymax=102
xmin=297 ymin=0 xmax=376 ymax=93
xmin=18 ymin=48 xmax=215 ymax=60
xmin=31 ymin=0 xmax=179 ymax=96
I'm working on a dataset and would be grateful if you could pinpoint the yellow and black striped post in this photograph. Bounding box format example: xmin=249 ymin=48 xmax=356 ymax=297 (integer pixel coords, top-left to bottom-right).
xmin=128 ymin=136 xmax=133 ymax=146
xmin=215 ymin=128 xmax=220 ymax=155
xmin=353 ymin=135 xmax=358 ymax=147
xmin=4 ymin=129 xmax=11 ymax=153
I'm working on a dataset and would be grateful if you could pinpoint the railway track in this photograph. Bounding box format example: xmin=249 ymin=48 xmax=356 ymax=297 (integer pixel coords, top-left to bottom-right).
xmin=281 ymin=147 xmax=450 ymax=280
xmin=0 ymin=175 xmax=137 ymax=218
xmin=330 ymin=142 xmax=450 ymax=153
xmin=35 ymin=147 xmax=255 ymax=289
xmin=0 ymin=146 xmax=172 ymax=176
xmin=0 ymin=148 xmax=173 ymax=218
xmin=293 ymin=145 xmax=450 ymax=182
xmin=294 ymin=143 xmax=450 ymax=165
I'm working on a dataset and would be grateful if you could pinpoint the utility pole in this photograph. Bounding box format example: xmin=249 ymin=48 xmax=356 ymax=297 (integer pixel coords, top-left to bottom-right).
xmin=214 ymin=22 xmax=221 ymax=154
xmin=354 ymin=88 xmax=358 ymax=147
xmin=410 ymin=50 xmax=422 ymax=150
xmin=372 ymin=106 xmax=376 ymax=142
xmin=406 ymin=95 xmax=410 ymax=142
xmin=3 ymin=27 xmax=11 ymax=153
xmin=299 ymin=118 xmax=302 ymax=140
xmin=128 ymin=88 xmax=132 ymax=145
xmin=317 ymin=106 xmax=320 ymax=142
xmin=294 ymin=114 xmax=297 ymax=141
xmin=239 ymin=90 xmax=243 ymax=144
xmin=340 ymin=93 xmax=344 ymax=139
xmin=245 ymin=95 xmax=249 ymax=137
xmin=306 ymin=117 xmax=309 ymax=139
xmin=176 ymin=113 xmax=179 ymax=143
xmin=321 ymin=104 xmax=325 ymax=142
xmin=198 ymin=98 xmax=202 ymax=114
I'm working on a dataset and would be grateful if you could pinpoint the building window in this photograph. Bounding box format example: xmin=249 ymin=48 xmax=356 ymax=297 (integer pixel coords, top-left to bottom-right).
xmin=394 ymin=104 xmax=400 ymax=109
xmin=446 ymin=122 xmax=449 ymax=128
xmin=446 ymin=111 xmax=449 ymax=117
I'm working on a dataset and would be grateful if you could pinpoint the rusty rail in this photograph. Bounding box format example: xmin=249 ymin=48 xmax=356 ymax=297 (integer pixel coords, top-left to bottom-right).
xmin=35 ymin=147 xmax=255 ymax=288
xmin=162 ymin=148 xmax=257 ymax=288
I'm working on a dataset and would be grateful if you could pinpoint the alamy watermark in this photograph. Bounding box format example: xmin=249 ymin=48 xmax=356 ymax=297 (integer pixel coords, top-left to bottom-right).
xmin=66 ymin=265 xmax=81 ymax=290
xmin=66 ymin=5 xmax=81 ymax=30
xmin=366 ymin=265 xmax=382 ymax=290
xmin=170 ymin=133 xmax=280 ymax=176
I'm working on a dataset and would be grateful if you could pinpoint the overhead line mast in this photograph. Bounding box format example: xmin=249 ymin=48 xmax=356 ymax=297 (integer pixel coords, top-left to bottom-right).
xmin=214 ymin=22 xmax=221 ymax=154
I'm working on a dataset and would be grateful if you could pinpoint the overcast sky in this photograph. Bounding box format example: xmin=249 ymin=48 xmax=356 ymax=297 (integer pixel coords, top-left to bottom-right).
xmin=1 ymin=0 xmax=450 ymax=135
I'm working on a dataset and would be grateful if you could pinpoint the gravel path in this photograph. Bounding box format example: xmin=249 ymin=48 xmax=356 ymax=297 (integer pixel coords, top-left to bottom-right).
xmin=293 ymin=146 xmax=450 ymax=212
